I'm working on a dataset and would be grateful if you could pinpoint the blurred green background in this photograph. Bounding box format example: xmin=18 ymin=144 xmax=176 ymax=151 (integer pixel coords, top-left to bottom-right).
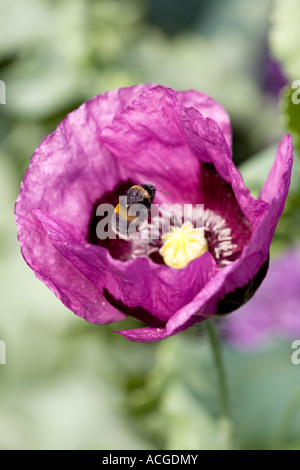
xmin=1 ymin=0 xmax=300 ymax=450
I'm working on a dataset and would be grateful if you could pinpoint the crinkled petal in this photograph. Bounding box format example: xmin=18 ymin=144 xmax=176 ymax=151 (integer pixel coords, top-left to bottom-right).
xmin=86 ymin=84 xmax=156 ymax=130
xmin=177 ymin=104 xmax=268 ymax=229
xmin=176 ymin=90 xmax=232 ymax=150
xmin=15 ymin=85 xmax=157 ymax=322
xmin=16 ymin=210 xmax=125 ymax=324
xmin=101 ymin=86 xmax=201 ymax=203
xmin=33 ymin=209 xmax=218 ymax=325
xmin=101 ymin=86 xmax=264 ymax=226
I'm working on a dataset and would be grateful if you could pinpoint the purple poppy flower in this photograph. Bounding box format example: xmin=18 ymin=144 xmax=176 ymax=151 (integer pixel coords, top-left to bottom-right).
xmin=223 ymin=249 xmax=300 ymax=349
xmin=15 ymin=84 xmax=293 ymax=342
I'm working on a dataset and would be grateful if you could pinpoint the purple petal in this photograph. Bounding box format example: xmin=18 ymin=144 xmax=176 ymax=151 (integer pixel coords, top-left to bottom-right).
xmin=115 ymin=326 xmax=170 ymax=343
xmin=33 ymin=210 xmax=219 ymax=325
xmin=176 ymin=90 xmax=232 ymax=149
xmin=101 ymin=86 xmax=201 ymax=203
xmin=260 ymin=135 xmax=293 ymax=205
xmin=101 ymin=86 xmax=263 ymax=229
xmin=15 ymin=85 xmax=157 ymax=322
xmin=16 ymin=210 xmax=125 ymax=324
xmin=177 ymin=104 xmax=268 ymax=229
xmin=86 ymin=83 xmax=156 ymax=130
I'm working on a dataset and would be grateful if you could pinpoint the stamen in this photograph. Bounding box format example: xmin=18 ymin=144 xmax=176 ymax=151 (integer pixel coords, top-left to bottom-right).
xmin=203 ymin=209 xmax=239 ymax=267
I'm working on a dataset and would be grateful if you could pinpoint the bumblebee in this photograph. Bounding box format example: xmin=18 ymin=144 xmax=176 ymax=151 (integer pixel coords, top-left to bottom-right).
xmin=112 ymin=183 xmax=162 ymax=239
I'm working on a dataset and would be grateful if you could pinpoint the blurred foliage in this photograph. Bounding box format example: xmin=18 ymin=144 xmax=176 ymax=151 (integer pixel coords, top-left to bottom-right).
xmin=146 ymin=0 xmax=208 ymax=36
xmin=281 ymin=85 xmax=300 ymax=154
xmin=238 ymin=143 xmax=300 ymax=255
xmin=0 ymin=0 xmax=284 ymax=180
xmin=1 ymin=0 xmax=300 ymax=451
xmin=269 ymin=0 xmax=300 ymax=80
xmin=269 ymin=0 xmax=300 ymax=151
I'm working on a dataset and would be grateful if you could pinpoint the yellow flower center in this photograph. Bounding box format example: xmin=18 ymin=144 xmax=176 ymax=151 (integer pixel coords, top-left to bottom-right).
xmin=159 ymin=221 xmax=208 ymax=269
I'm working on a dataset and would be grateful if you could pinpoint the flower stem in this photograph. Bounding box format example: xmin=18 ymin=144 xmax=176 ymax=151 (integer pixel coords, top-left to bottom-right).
xmin=205 ymin=319 xmax=234 ymax=449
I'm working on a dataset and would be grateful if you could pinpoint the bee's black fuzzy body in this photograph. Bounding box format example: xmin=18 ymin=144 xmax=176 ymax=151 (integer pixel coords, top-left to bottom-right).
xmin=125 ymin=184 xmax=156 ymax=209
xmin=112 ymin=183 xmax=156 ymax=239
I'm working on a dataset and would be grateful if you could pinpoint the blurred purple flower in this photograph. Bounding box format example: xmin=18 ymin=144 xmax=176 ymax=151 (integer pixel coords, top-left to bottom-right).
xmin=223 ymin=249 xmax=300 ymax=349
xmin=15 ymin=85 xmax=293 ymax=342
xmin=262 ymin=54 xmax=287 ymax=97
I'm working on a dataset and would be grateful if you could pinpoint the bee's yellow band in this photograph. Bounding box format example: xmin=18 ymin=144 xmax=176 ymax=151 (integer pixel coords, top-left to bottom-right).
xmin=114 ymin=204 xmax=138 ymax=222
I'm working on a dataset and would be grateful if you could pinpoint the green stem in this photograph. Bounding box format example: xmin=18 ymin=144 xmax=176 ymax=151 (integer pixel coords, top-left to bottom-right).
xmin=205 ymin=319 xmax=234 ymax=449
